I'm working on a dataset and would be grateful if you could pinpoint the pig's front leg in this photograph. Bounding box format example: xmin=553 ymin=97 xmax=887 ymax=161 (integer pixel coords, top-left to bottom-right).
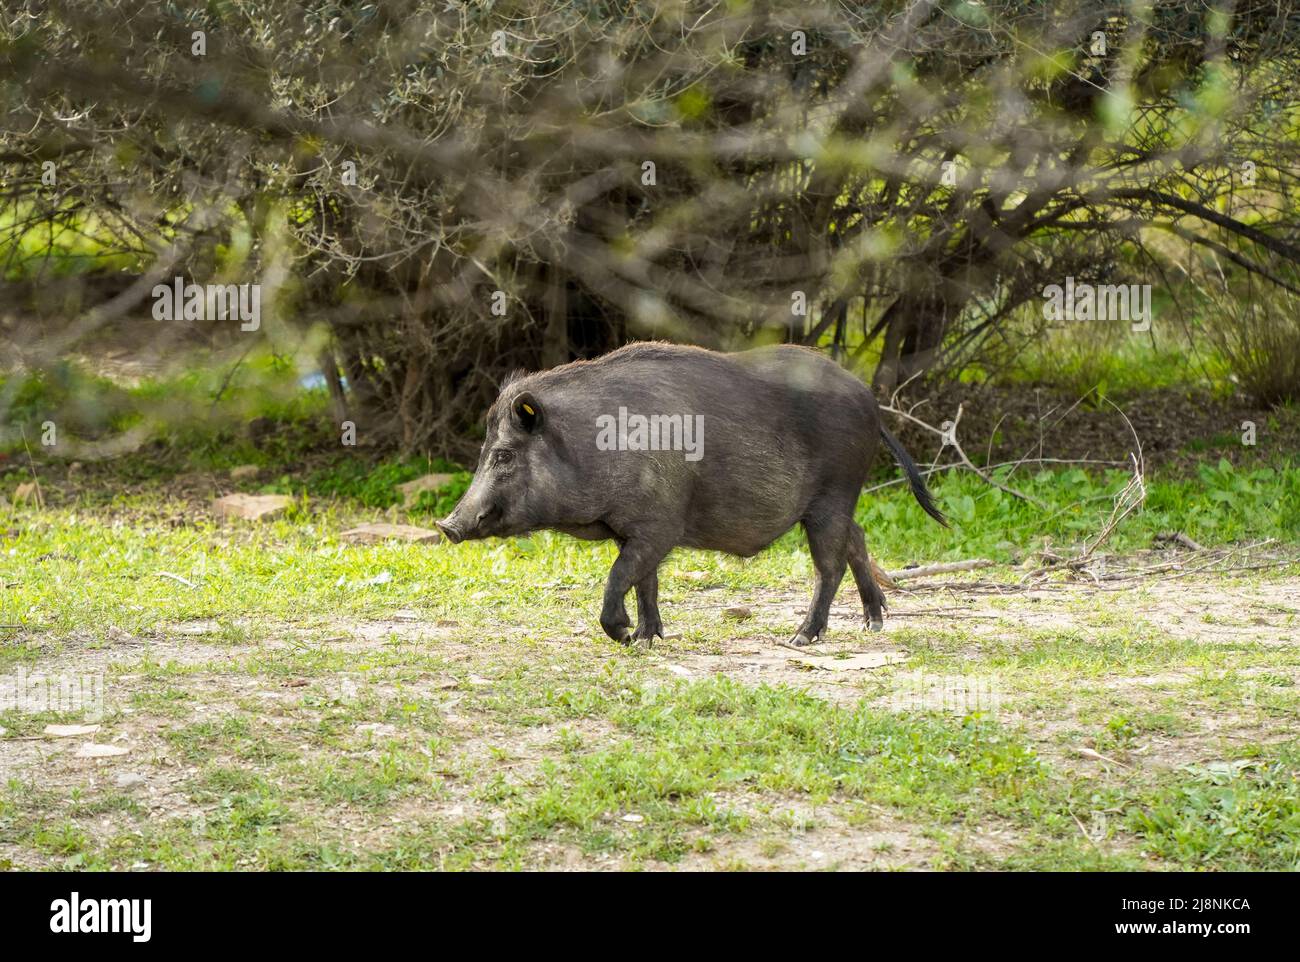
xmin=601 ymin=538 xmax=670 ymax=646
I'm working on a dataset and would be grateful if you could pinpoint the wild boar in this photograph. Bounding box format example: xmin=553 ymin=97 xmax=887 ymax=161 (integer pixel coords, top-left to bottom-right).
xmin=437 ymin=342 xmax=947 ymax=646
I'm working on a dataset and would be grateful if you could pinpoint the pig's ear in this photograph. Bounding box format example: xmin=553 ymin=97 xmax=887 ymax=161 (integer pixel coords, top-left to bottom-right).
xmin=512 ymin=392 xmax=544 ymax=434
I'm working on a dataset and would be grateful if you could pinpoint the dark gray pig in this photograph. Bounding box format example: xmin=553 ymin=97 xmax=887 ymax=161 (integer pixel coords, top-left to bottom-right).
xmin=437 ymin=342 xmax=947 ymax=646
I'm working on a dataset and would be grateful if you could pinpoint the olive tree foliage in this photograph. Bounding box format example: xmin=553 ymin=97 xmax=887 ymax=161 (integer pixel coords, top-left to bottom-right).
xmin=1 ymin=0 xmax=1298 ymax=454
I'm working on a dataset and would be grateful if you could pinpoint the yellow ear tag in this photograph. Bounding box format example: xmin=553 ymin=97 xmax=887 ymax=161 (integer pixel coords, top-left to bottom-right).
xmin=522 ymin=404 xmax=535 ymax=416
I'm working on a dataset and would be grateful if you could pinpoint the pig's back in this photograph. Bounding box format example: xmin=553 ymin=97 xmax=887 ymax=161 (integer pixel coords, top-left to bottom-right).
xmin=563 ymin=343 xmax=878 ymax=554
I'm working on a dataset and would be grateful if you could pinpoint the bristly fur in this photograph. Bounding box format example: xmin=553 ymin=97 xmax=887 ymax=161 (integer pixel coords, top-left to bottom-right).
xmin=443 ymin=341 xmax=947 ymax=647
xmin=499 ymin=368 xmax=527 ymax=390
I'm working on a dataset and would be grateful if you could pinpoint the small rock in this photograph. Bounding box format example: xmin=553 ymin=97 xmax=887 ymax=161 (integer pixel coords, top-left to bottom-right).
xmin=229 ymin=464 xmax=260 ymax=481
xmin=621 ymin=813 xmax=645 ymax=823
xmin=722 ymin=605 xmax=752 ymax=620
xmin=212 ymin=493 xmax=293 ymax=521
xmin=340 ymin=523 xmax=442 ymax=544
xmin=75 ymin=743 xmax=130 ymax=759
xmin=114 ymin=772 xmax=146 ymax=790
xmin=392 ymin=609 xmax=420 ymax=621
xmin=396 ymin=473 xmax=456 ymax=507
xmin=44 ymin=724 xmax=101 ymax=738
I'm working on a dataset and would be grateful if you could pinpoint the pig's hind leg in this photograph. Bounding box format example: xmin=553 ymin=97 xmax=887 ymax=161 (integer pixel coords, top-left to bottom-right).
xmin=789 ymin=509 xmax=851 ymax=647
xmin=847 ymin=525 xmax=887 ymax=631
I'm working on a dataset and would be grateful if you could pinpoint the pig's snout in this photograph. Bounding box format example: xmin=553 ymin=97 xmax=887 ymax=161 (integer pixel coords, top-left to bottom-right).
xmin=437 ymin=503 xmax=498 ymax=543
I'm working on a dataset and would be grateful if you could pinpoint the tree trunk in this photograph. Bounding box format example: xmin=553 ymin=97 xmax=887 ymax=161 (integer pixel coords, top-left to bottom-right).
xmin=871 ymin=292 xmax=957 ymax=397
xmin=317 ymin=349 xmax=350 ymax=425
xmin=541 ymin=265 xmax=569 ymax=369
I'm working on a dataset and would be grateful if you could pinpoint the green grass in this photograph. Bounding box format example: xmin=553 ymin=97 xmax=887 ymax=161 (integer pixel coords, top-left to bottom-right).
xmin=0 ymin=455 xmax=1293 ymax=653
xmin=267 ymin=456 xmax=473 ymax=517
xmin=0 ymin=438 xmax=1297 ymax=870
xmin=0 ymin=353 xmax=337 ymax=463
xmin=860 ymin=459 xmax=1298 ymax=561
xmin=515 ymin=678 xmax=1048 ymax=861
xmin=976 ymin=308 xmax=1236 ymax=401
xmin=1128 ymin=749 xmax=1300 ymax=870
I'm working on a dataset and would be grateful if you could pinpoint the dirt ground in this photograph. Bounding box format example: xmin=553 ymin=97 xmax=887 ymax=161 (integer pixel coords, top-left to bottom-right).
xmin=3 ymin=550 xmax=1295 ymax=871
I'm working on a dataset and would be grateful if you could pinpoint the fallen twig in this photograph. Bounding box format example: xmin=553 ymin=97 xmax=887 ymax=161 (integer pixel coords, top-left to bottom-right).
xmin=1076 ymin=746 xmax=1131 ymax=769
xmin=887 ymin=559 xmax=995 ymax=581
xmin=892 ymin=579 xmax=1017 ymax=594
xmin=1150 ymin=558 xmax=1299 ymax=581
xmin=883 ymin=609 xmax=1000 ymax=620
xmin=1070 ymin=809 xmax=1102 ymax=849
xmin=1154 ymin=531 xmax=1205 ymax=552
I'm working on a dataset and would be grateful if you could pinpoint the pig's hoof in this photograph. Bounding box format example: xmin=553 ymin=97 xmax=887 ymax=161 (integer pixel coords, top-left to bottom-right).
xmin=868 ymin=618 xmax=884 ymax=632
xmin=788 ymin=632 xmax=815 ymax=647
xmin=631 ymin=624 xmax=660 ymax=652
xmin=601 ymin=615 xmax=634 ymax=644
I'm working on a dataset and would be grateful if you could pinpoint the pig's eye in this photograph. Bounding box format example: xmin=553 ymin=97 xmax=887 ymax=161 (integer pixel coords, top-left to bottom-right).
xmin=492 ymin=449 xmax=515 ymax=467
